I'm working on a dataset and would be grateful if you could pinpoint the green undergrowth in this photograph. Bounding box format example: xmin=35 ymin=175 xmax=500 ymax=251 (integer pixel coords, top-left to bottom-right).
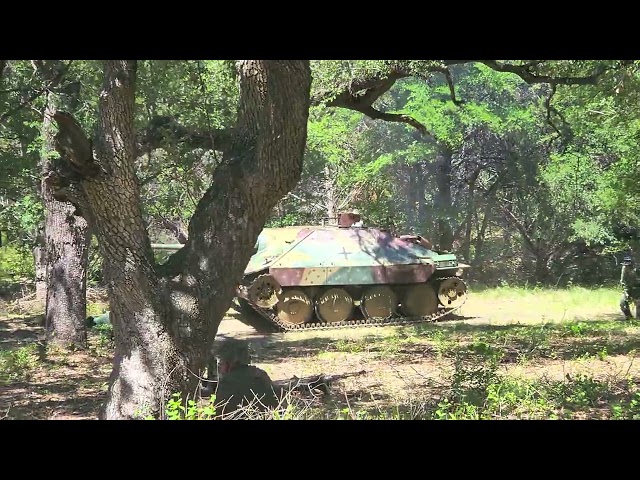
xmin=0 ymin=246 xmax=34 ymax=286
xmin=86 ymin=301 xmax=109 ymax=318
xmin=0 ymin=343 xmax=41 ymax=384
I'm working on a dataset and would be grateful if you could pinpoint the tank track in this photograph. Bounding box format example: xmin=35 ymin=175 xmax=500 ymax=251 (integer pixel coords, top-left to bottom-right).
xmin=238 ymin=276 xmax=467 ymax=333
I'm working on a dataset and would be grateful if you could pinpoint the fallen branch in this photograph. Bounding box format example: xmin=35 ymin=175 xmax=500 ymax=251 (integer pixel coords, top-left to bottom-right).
xmin=274 ymin=370 xmax=368 ymax=396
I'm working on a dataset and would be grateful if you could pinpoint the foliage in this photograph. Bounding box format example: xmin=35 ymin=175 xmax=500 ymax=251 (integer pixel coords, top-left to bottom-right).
xmin=2 ymin=59 xmax=637 ymax=290
xmin=0 ymin=245 xmax=35 ymax=284
xmin=161 ymin=393 xmax=218 ymax=420
xmin=0 ymin=344 xmax=40 ymax=384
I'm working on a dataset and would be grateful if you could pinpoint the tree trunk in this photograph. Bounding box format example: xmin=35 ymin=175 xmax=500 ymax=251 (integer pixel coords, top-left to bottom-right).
xmin=416 ymin=162 xmax=427 ymax=232
xmin=33 ymin=238 xmax=47 ymax=306
xmin=404 ymin=162 xmax=420 ymax=230
xmin=463 ymin=183 xmax=475 ymax=263
xmin=473 ymin=197 xmax=493 ymax=269
xmin=434 ymin=147 xmax=454 ymax=251
xmin=50 ymin=60 xmax=311 ymax=419
xmin=534 ymin=252 xmax=551 ymax=285
xmin=323 ymin=164 xmax=338 ymax=219
xmin=462 ymin=170 xmax=481 ymax=263
xmin=40 ymin=85 xmax=91 ymax=347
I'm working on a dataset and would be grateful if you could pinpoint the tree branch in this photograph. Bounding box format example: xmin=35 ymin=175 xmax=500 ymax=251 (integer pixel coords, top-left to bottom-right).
xmin=158 ymin=217 xmax=189 ymax=244
xmin=0 ymin=60 xmax=6 ymax=83
xmin=352 ymin=104 xmax=432 ymax=136
xmin=545 ymin=84 xmax=562 ymax=137
xmin=431 ymin=66 xmax=464 ymax=105
xmin=136 ymin=115 xmax=234 ymax=156
xmin=0 ymin=60 xmax=72 ymax=126
xmin=314 ymin=60 xmax=628 ymax=136
xmin=500 ymin=204 xmax=539 ymax=254
xmin=477 ymin=60 xmax=608 ymax=85
xmin=323 ymin=73 xmax=432 ymax=135
xmin=51 ymin=111 xmax=100 ymax=178
xmin=322 ymin=64 xmax=464 ymax=135
xmin=159 ymin=60 xmax=312 ymax=291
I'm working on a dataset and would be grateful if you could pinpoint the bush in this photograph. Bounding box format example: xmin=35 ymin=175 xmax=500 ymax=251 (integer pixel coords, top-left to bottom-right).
xmin=0 ymin=245 xmax=34 ymax=285
xmin=0 ymin=344 xmax=40 ymax=384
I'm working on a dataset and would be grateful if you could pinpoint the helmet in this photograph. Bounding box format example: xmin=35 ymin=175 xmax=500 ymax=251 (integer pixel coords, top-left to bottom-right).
xmin=214 ymin=336 xmax=251 ymax=365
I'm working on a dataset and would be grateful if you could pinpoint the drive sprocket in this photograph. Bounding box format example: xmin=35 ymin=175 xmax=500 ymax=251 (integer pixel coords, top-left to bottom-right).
xmin=247 ymin=274 xmax=282 ymax=309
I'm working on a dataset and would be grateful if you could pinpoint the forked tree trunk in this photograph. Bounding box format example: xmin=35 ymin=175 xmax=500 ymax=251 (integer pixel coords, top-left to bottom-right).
xmin=40 ymin=87 xmax=91 ymax=347
xmin=50 ymin=60 xmax=311 ymax=419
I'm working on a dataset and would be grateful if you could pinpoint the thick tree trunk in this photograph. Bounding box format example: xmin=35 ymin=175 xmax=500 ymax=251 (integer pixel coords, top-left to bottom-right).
xmin=40 ymin=88 xmax=91 ymax=347
xmin=50 ymin=60 xmax=311 ymax=419
xmin=169 ymin=60 xmax=312 ymax=388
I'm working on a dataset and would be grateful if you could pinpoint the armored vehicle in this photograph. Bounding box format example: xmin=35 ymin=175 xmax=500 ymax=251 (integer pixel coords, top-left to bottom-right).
xmin=234 ymin=212 xmax=470 ymax=332
xmin=151 ymin=212 xmax=470 ymax=333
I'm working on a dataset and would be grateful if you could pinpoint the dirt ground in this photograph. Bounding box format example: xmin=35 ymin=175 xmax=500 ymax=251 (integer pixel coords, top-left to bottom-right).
xmin=1 ymin=289 xmax=636 ymax=420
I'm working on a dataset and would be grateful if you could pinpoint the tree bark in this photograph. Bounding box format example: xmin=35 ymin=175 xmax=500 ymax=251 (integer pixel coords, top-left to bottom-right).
xmin=50 ymin=60 xmax=311 ymax=419
xmin=434 ymin=147 xmax=454 ymax=251
xmin=416 ymin=161 xmax=428 ymax=233
xmin=323 ymin=164 xmax=338 ymax=219
xmin=33 ymin=240 xmax=47 ymax=305
xmin=472 ymin=196 xmax=493 ymax=269
xmin=39 ymin=77 xmax=91 ymax=348
xmin=462 ymin=169 xmax=481 ymax=262
xmin=404 ymin=163 xmax=417 ymax=230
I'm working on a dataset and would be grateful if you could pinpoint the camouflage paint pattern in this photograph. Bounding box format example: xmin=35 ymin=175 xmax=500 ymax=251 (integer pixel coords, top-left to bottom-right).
xmin=152 ymin=225 xmax=469 ymax=288
xmin=245 ymin=225 xmax=465 ymax=287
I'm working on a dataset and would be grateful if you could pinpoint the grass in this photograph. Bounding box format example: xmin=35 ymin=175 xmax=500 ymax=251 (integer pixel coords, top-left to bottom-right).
xmin=0 ymin=343 xmax=41 ymax=384
xmin=3 ymin=284 xmax=640 ymax=420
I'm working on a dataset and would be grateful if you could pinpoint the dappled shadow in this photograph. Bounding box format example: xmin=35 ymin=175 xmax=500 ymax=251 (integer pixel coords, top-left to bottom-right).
xmin=251 ymin=336 xmax=341 ymax=363
xmin=0 ymin=370 xmax=108 ymax=420
xmin=0 ymin=314 xmax=45 ymax=351
xmin=3 ymin=377 xmax=107 ymax=395
xmin=410 ymin=313 xmax=626 ymax=336
xmin=241 ymin=314 xmax=640 ymax=368
xmin=0 ymin=388 xmax=104 ymax=419
xmin=317 ymin=384 xmax=395 ymax=413
xmin=407 ymin=315 xmax=640 ymax=363
xmin=0 ymin=282 xmax=35 ymax=301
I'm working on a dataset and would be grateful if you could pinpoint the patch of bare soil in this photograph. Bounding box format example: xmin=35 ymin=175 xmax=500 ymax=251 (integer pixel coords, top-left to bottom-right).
xmin=217 ymin=294 xmax=639 ymax=415
xmin=1 ymin=351 xmax=111 ymax=420
xmin=0 ymin=312 xmax=112 ymax=420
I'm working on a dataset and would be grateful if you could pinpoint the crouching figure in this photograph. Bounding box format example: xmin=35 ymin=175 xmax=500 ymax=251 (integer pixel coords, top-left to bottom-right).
xmin=212 ymin=336 xmax=286 ymax=419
